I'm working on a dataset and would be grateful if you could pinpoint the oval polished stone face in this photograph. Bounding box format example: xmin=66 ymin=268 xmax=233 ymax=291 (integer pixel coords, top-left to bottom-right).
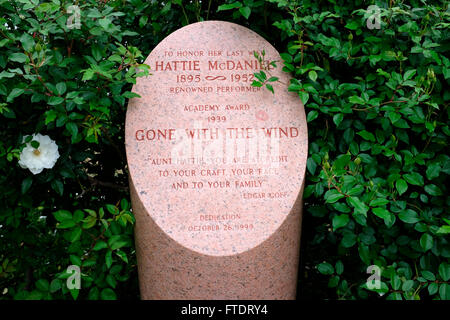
xmin=125 ymin=21 xmax=307 ymax=256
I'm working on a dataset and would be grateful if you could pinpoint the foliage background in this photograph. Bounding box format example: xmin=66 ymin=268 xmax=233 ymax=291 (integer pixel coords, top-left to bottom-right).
xmin=0 ymin=0 xmax=448 ymax=300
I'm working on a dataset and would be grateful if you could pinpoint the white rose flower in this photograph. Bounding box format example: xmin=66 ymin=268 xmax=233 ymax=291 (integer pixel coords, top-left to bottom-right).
xmin=18 ymin=133 xmax=60 ymax=175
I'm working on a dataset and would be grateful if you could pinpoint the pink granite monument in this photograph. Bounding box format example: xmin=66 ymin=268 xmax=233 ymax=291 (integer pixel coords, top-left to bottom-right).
xmin=125 ymin=21 xmax=308 ymax=300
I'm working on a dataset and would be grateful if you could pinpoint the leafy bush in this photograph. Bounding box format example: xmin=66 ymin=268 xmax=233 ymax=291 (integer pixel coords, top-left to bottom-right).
xmin=0 ymin=0 xmax=448 ymax=300
xmin=0 ymin=0 xmax=149 ymax=300
xmin=255 ymin=0 xmax=449 ymax=300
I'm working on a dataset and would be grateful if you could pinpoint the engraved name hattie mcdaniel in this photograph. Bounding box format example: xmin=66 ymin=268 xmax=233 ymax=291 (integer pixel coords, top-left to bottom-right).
xmin=153 ymin=58 xmax=274 ymax=72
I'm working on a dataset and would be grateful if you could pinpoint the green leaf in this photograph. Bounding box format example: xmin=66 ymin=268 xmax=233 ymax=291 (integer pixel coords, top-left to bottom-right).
xmin=349 ymin=96 xmax=365 ymax=105
xmin=48 ymin=96 xmax=64 ymax=106
xmin=0 ymin=71 xmax=15 ymax=79
xmin=21 ymin=176 xmax=33 ymax=194
xmin=70 ymin=255 xmax=81 ymax=267
xmin=426 ymin=163 xmax=440 ymax=180
xmin=333 ymin=154 xmax=351 ymax=170
xmin=308 ymin=70 xmax=318 ymax=82
xmin=391 ymin=274 xmax=401 ymax=290
xmin=7 ymin=88 xmax=24 ymax=102
xmin=25 ymin=290 xmax=43 ymax=300
xmin=105 ymin=251 xmax=113 ymax=269
xmin=35 ymin=279 xmax=49 ymax=292
xmin=10 ymin=53 xmax=28 ymax=63
xmin=99 ymin=18 xmax=113 ymax=31
xmin=341 ymin=233 xmax=357 ymax=248
xmin=255 ymin=71 xmax=267 ymax=82
xmin=106 ymin=204 xmax=119 ymax=215
xmin=328 ymin=275 xmax=340 ymax=288
xmin=85 ymin=209 xmax=97 ymax=218
xmin=44 ymin=109 xmax=57 ymax=125
xmin=82 ymin=69 xmax=94 ymax=81
xmin=30 ymin=140 xmax=40 ymax=149
xmin=372 ymin=208 xmax=390 ymax=220
xmin=306 ymin=158 xmax=317 ymax=175
xmin=70 ymin=289 xmax=79 ymax=300
xmin=20 ymin=33 xmax=35 ymax=52
xmin=70 ymin=227 xmax=82 ymax=242
xmin=347 ymin=185 xmax=364 ymax=196
xmin=439 ymin=284 xmax=450 ymax=300
xmin=398 ymin=210 xmax=420 ymax=224
xmin=57 ymin=220 xmax=76 ymax=229
xmin=402 ymin=280 xmax=415 ymax=292
xmin=403 ymin=69 xmax=416 ymax=80
xmin=317 ymin=262 xmax=334 ymax=275
xmin=139 ymin=15 xmax=148 ymax=28
xmin=357 ymin=130 xmax=375 ymax=142
xmin=101 ymin=288 xmax=117 ymax=300
xmin=110 ymin=240 xmax=127 ymax=251
xmin=239 ymin=6 xmax=251 ymax=19
xmin=428 ymin=282 xmax=438 ymax=295
xmin=387 ymin=111 xmax=401 ymax=124
xmin=325 ymin=190 xmax=345 ymax=203
xmin=369 ymin=198 xmax=389 ymax=206
xmin=122 ymin=91 xmax=141 ymax=99
xmin=307 ymin=110 xmax=318 ymax=122
xmin=333 ymin=113 xmax=343 ymax=127
xmin=386 ymin=292 xmax=402 ymax=300
xmin=53 ymin=210 xmax=72 ymax=222
xmin=333 ymin=214 xmax=349 ymax=230
xmin=396 ymin=179 xmax=408 ymax=195
xmin=217 ymin=2 xmax=242 ymax=11
xmin=424 ymin=184 xmax=443 ymax=196
xmin=437 ymin=225 xmax=450 ymax=235
xmin=120 ymin=198 xmax=129 ymax=211
xmin=299 ymin=91 xmax=309 ymax=104
xmin=65 ymin=208 xmax=79 ymax=222
xmin=420 ymin=233 xmax=433 ymax=252
xmin=438 ymin=263 xmax=450 ymax=281
xmin=88 ymin=287 xmax=99 ymax=300
xmin=335 ymin=261 xmax=344 ymax=275
xmin=345 ymin=20 xmax=359 ymax=30
xmin=403 ymin=172 xmax=424 ymax=186
xmin=56 ymin=82 xmax=67 ymax=95
xmin=83 ymin=216 xmax=97 ymax=229
xmin=421 ymin=271 xmax=435 ymax=281
xmin=251 ymin=80 xmax=262 ymax=87
xmin=106 ymin=274 xmax=117 ymax=288
xmin=51 ymin=179 xmax=64 ymax=196
xmin=358 ymin=244 xmax=370 ymax=264
xmin=49 ymin=279 xmax=62 ymax=293
xmin=66 ymin=122 xmax=78 ymax=140
xmin=93 ymin=241 xmax=108 ymax=251
xmin=348 ymin=197 xmax=369 ymax=216
xmin=116 ymin=250 xmax=128 ymax=263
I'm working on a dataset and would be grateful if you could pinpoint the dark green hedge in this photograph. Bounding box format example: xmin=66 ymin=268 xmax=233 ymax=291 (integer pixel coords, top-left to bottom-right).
xmin=0 ymin=0 xmax=448 ymax=300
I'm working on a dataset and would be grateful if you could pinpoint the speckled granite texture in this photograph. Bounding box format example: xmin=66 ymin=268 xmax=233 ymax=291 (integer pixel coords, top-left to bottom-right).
xmin=125 ymin=21 xmax=308 ymax=299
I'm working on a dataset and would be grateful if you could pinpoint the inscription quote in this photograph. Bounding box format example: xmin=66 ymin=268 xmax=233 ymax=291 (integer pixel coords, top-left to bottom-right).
xmin=131 ymin=48 xmax=301 ymax=235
